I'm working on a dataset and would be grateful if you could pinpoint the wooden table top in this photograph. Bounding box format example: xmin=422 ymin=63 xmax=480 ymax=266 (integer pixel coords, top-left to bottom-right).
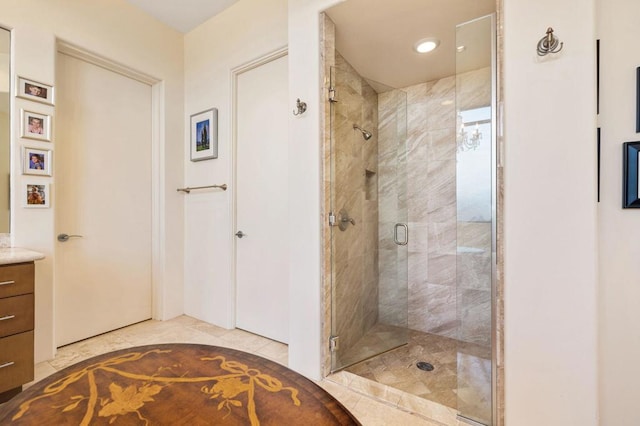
xmin=0 ymin=344 xmax=360 ymax=425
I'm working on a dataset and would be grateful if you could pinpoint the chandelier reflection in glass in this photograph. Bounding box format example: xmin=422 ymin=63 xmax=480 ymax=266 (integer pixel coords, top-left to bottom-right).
xmin=457 ymin=113 xmax=483 ymax=152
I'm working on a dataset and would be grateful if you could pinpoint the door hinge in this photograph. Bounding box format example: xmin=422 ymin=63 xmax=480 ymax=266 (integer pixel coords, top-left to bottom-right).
xmin=328 ymin=212 xmax=336 ymax=226
xmin=330 ymin=335 xmax=339 ymax=352
xmin=328 ymin=87 xmax=338 ymax=103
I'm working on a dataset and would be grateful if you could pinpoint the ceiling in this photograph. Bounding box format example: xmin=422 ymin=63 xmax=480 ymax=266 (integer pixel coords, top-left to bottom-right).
xmin=122 ymin=0 xmax=494 ymax=89
xmin=124 ymin=0 xmax=239 ymax=33
xmin=325 ymin=0 xmax=495 ymax=91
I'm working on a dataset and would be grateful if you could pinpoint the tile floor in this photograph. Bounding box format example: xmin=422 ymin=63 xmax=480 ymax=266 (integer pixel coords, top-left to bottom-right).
xmin=16 ymin=315 xmax=467 ymax=425
xmin=343 ymin=329 xmax=492 ymax=424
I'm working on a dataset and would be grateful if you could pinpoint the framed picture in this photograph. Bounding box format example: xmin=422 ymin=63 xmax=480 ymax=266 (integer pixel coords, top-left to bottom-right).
xmin=623 ymin=141 xmax=640 ymax=208
xmin=637 ymin=68 xmax=640 ymax=132
xmin=24 ymin=183 xmax=49 ymax=208
xmin=22 ymin=146 xmax=52 ymax=176
xmin=20 ymin=110 xmax=51 ymax=141
xmin=190 ymin=108 xmax=218 ymax=161
xmin=16 ymin=76 xmax=54 ymax=106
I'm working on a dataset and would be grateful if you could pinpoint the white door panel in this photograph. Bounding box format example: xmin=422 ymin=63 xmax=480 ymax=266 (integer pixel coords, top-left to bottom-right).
xmin=55 ymin=53 xmax=152 ymax=346
xmin=236 ymin=54 xmax=289 ymax=343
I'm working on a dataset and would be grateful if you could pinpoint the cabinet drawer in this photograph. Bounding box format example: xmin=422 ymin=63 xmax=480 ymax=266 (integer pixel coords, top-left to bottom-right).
xmin=0 ymin=331 xmax=34 ymax=393
xmin=0 ymin=263 xmax=34 ymax=298
xmin=0 ymin=294 xmax=34 ymax=338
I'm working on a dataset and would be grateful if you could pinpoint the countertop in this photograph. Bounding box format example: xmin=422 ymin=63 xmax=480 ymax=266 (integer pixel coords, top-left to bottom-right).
xmin=0 ymin=247 xmax=45 ymax=265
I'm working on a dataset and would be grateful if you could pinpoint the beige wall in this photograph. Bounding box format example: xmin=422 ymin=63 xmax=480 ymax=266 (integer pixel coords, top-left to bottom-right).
xmin=503 ymin=0 xmax=598 ymax=424
xmin=597 ymin=0 xmax=640 ymax=424
xmin=182 ymin=0 xmax=288 ymax=327
xmin=0 ymin=0 xmax=185 ymax=362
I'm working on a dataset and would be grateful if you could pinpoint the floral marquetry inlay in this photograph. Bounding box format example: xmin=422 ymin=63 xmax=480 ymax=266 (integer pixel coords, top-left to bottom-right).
xmin=0 ymin=344 xmax=358 ymax=426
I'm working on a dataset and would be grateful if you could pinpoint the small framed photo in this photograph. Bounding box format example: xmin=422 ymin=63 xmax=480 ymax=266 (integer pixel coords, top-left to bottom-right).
xmin=22 ymin=146 xmax=52 ymax=176
xmin=24 ymin=183 xmax=49 ymax=208
xmin=17 ymin=76 xmax=54 ymax=105
xmin=190 ymin=108 xmax=218 ymax=161
xmin=21 ymin=110 xmax=51 ymax=141
xmin=623 ymin=141 xmax=640 ymax=208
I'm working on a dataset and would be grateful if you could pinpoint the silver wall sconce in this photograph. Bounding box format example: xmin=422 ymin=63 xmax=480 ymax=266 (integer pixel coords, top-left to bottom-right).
xmin=537 ymin=27 xmax=563 ymax=56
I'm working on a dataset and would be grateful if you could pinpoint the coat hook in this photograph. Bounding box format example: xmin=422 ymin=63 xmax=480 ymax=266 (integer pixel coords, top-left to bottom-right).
xmin=293 ymin=98 xmax=307 ymax=116
xmin=537 ymin=27 xmax=563 ymax=56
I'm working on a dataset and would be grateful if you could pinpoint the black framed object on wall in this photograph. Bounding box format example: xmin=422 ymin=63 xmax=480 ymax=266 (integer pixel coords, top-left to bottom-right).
xmin=623 ymin=141 xmax=640 ymax=208
xmin=637 ymin=67 xmax=640 ymax=132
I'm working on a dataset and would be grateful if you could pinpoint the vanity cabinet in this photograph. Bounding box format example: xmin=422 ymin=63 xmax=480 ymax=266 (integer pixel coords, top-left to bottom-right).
xmin=0 ymin=262 xmax=35 ymax=403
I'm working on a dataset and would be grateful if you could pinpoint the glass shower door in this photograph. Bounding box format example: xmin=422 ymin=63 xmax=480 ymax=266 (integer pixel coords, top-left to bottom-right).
xmin=455 ymin=14 xmax=496 ymax=425
xmin=329 ymin=65 xmax=408 ymax=372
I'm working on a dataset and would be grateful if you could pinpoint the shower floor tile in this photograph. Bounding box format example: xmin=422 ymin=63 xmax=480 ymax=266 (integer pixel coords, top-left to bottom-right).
xmin=344 ymin=328 xmax=491 ymax=422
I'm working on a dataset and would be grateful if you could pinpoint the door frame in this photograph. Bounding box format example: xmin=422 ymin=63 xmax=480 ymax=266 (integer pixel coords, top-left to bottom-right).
xmin=54 ymin=41 xmax=165 ymax=326
xmin=229 ymin=46 xmax=288 ymax=329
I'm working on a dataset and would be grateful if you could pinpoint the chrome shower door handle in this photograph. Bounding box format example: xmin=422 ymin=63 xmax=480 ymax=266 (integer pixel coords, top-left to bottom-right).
xmin=394 ymin=223 xmax=408 ymax=246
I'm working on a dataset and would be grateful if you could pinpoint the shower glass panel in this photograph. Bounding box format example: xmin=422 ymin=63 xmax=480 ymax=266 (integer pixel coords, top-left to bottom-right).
xmin=455 ymin=14 xmax=495 ymax=425
xmin=330 ymin=64 xmax=409 ymax=372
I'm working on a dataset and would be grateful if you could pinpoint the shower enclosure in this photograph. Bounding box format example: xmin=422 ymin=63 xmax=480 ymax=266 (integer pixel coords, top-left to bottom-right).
xmin=326 ymin=11 xmax=496 ymax=426
xmin=328 ymin=61 xmax=409 ymax=371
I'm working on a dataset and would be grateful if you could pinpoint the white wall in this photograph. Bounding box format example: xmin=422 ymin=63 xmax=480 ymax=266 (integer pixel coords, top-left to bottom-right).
xmin=503 ymin=0 xmax=598 ymax=425
xmin=288 ymin=0 xmax=344 ymax=380
xmin=597 ymin=0 xmax=640 ymax=424
xmin=183 ymin=0 xmax=287 ymax=326
xmin=183 ymin=0 xmax=346 ymax=380
xmin=0 ymin=0 xmax=185 ymax=362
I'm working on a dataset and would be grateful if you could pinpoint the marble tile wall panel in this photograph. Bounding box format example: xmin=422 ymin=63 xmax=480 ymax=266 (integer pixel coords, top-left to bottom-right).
xmin=321 ymin=13 xmax=335 ymax=377
xmin=457 ymin=288 xmax=492 ymax=346
xmin=329 ymin=50 xmax=380 ymax=355
xmin=377 ymin=89 xmax=406 ymax=328
xmin=378 ymin=68 xmax=492 ymax=345
xmin=456 ymin=66 xmax=492 ymax=348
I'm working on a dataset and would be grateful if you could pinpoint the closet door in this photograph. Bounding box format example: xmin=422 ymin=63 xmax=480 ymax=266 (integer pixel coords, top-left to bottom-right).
xmin=235 ymin=53 xmax=289 ymax=343
xmin=55 ymin=52 xmax=152 ymax=346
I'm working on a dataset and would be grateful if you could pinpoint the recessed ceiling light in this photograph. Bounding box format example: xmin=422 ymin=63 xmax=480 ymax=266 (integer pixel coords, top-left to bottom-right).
xmin=441 ymin=99 xmax=454 ymax=106
xmin=414 ymin=38 xmax=440 ymax=54
xmin=457 ymin=45 xmax=467 ymax=53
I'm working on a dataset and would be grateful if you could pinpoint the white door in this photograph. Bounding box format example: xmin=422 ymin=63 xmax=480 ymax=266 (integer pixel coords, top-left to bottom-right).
xmin=235 ymin=53 xmax=289 ymax=343
xmin=55 ymin=52 xmax=153 ymax=346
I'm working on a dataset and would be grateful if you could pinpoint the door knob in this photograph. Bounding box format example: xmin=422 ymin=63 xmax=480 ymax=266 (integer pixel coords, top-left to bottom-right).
xmin=57 ymin=233 xmax=84 ymax=242
xmin=235 ymin=231 xmax=246 ymax=238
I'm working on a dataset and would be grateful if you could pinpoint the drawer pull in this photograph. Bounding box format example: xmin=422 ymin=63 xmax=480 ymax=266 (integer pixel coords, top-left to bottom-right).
xmin=0 ymin=361 xmax=15 ymax=369
xmin=0 ymin=314 xmax=15 ymax=321
xmin=0 ymin=280 xmax=15 ymax=286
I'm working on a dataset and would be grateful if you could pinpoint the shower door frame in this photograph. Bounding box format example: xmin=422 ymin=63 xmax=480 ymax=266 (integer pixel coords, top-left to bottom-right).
xmin=326 ymin=63 xmax=409 ymax=374
xmin=454 ymin=14 xmax=498 ymax=426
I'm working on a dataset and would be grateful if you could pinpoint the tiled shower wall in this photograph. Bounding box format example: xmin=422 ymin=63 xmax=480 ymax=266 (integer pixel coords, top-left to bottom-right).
xmin=378 ymin=68 xmax=492 ymax=346
xmin=377 ymin=90 xmax=408 ymax=326
xmin=330 ymin=51 xmax=380 ymax=354
xmin=457 ymin=67 xmax=492 ymax=347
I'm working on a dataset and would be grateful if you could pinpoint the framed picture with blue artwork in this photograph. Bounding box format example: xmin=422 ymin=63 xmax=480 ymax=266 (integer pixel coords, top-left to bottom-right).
xmin=190 ymin=108 xmax=218 ymax=161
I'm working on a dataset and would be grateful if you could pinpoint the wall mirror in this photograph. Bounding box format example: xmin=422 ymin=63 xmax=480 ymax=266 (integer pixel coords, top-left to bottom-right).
xmin=0 ymin=28 xmax=9 ymax=233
